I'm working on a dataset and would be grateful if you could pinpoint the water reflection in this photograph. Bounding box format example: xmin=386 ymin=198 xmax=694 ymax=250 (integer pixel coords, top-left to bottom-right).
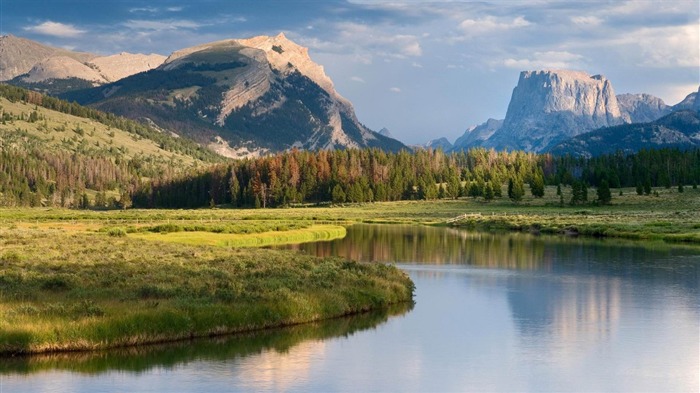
xmin=0 ymin=304 xmax=411 ymax=376
xmin=5 ymin=225 xmax=699 ymax=392
xmin=289 ymin=224 xmax=700 ymax=293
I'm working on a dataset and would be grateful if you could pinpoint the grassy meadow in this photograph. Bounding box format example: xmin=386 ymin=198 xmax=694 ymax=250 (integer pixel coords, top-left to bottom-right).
xmin=1 ymin=183 xmax=698 ymax=354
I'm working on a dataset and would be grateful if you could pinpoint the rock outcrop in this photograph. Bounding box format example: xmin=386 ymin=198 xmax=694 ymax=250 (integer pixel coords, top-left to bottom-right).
xmin=617 ymin=93 xmax=671 ymax=123
xmin=483 ymin=70 xmax=625 ymax=152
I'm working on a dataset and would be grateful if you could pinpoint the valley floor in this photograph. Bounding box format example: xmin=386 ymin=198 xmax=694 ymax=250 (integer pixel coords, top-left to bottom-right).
xmin=1 ymin=185 xmax=698 ymax=354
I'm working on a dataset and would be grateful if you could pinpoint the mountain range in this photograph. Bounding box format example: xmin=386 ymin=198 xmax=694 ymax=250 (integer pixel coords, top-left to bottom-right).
xmin=2 ymin=34 xmax=698 ymax=159
xmin=0 ymin=34 xmax=404 ymax=158
xmin=449 ymin=70 xmax=699 ymax=156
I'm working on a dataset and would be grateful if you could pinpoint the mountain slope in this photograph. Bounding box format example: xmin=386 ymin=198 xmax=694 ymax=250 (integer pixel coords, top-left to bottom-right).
xmin=65 ymin=34 xmax=405 ymax=156
xmin=548 ymin=110 xmax=700 ymax=157
xmin=0 ymin=84 xmax=221 ymax=166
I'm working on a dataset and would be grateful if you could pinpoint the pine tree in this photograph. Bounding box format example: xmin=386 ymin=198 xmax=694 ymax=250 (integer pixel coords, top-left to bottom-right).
xmin=530 ymin=168 xmax=545 ymax=197
xmin=483 ymin=182 xmax=494 ymax=201
xmin=596 ymin=179 xmax=612 ymax=205
xmin=509 ymin=177 xmax=524 ymax=202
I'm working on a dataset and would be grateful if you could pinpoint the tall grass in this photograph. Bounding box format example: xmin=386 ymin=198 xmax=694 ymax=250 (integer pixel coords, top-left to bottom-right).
xmin=0 ymin=228 xmax=413 ymax=355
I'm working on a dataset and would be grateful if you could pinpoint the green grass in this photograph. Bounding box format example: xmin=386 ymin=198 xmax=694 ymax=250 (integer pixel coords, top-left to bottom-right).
xmin=1 ymin=185 xmax=698 ymax=244
xmin=0 ymin=227 xmax=413 ymax=355
xmin=129 ymin=224 xmax=346 ymax=247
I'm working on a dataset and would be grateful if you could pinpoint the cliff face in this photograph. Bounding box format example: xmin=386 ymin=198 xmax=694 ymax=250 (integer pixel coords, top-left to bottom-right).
xmin=484 ymin=70 xmax=625 ymax=152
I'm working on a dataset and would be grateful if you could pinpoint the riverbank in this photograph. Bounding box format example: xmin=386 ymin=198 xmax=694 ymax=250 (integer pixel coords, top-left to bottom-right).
xmin=0 ymin=227 xmax=413 ymax=355
xmin=3 ymin=185 xmax=697 ymax=244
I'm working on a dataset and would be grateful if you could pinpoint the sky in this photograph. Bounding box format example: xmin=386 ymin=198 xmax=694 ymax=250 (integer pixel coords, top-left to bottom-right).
xmin=1 ymin=0 xmax=699 ymax=145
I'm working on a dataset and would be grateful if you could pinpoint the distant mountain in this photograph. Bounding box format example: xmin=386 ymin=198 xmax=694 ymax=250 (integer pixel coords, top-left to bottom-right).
xmin=452 ymin=118 xmax=503 ymax=151
xmin=64 ymin=33 xmax=405 ymax=157
xmin=0 ymin=35 xmax=94 ymax=81
xmin=419 ymin=137 xmax=453 ymax=150
xmin=549 ymin=110 xmax=700 ymax=158
xmin=1 ymin=35 xmax=165 ymax=95
xmin=482 ymin=70 xmax=625 ymax=152
xmin=617 ymin=93 xmax=671 ymax=123
xmin=378 ymin=127 xmax=393 ymax=138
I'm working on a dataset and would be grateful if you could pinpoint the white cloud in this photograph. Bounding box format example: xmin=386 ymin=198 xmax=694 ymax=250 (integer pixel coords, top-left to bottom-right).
xmin=502 ymin=51 xmax=585 ymax=70
xmin=24 ymin=21 xmax=86 ymax=38
xmin=412 ymin=62 xmax=423 ymax=68
xmin=571 ymin=16 xmax=603 ymax=26
xmin=304 ymin=21 xmax=422 ymax=62
xmin=167 ymin=7 xmax=184 ymax=12
xmin=124 ymin=19 xmax=201 ymax=31
xmin=401 ymin=42 xmax=423 ymax=57
xmin=627 ymin=24 xmax=699 ymax=68
xmin=129 ymin=7 xmax=159 ymax=13
xmin=390 ymin=87 xmax=402 ymax=93
xmin=351 ymin=76 xmax=366 ymax=83
xmin=459 ymin=15 xmax=531 ymax=35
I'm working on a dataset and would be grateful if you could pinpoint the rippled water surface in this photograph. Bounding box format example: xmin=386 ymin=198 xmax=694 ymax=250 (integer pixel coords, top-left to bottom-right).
xmin=3 ymin=225 xmax=699 ymax=392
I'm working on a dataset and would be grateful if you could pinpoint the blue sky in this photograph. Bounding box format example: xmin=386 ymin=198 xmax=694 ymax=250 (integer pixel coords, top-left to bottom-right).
xmin=2 ymin=0 xmax=698 ymax=144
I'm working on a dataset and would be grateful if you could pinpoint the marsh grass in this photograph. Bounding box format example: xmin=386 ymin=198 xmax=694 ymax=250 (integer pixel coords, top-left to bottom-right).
xmin=0 ymin=228 xmax=413 ymax=355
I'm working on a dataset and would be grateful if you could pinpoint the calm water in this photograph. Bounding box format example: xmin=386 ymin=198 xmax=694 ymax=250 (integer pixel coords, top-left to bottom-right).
xmin=3 ymin=225 xmax=699 ymax=392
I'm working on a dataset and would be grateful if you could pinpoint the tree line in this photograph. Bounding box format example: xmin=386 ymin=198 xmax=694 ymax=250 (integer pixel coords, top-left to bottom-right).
xmin=131 ymin=147 xmax=700 ymax=209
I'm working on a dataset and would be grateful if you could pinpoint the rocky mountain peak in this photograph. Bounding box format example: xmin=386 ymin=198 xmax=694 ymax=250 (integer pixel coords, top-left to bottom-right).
xmin=505 ymin=70 xmax=622 ymax=124
xmin=483 ymin=69 xmax=625 ymax=152
xmin=235 ymin=33 xmax=348 ymax=107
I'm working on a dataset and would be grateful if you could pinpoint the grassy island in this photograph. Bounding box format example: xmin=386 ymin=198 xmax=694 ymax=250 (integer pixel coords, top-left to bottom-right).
xmin=0 ymin=226 xmax=413 ymax=355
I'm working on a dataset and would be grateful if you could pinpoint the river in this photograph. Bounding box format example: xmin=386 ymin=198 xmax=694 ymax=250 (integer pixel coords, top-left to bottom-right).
xmin=3 ymin=224 xmax=699 ymax=392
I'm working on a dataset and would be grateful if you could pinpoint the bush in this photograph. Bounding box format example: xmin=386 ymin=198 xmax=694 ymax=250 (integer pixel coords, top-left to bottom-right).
xmin=107 ymin=228 xmax=127 ymax=237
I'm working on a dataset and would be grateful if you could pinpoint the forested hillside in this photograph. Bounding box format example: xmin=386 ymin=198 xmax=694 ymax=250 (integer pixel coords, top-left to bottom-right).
xmin=0 ymin=84 xmax=223 ymax=207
